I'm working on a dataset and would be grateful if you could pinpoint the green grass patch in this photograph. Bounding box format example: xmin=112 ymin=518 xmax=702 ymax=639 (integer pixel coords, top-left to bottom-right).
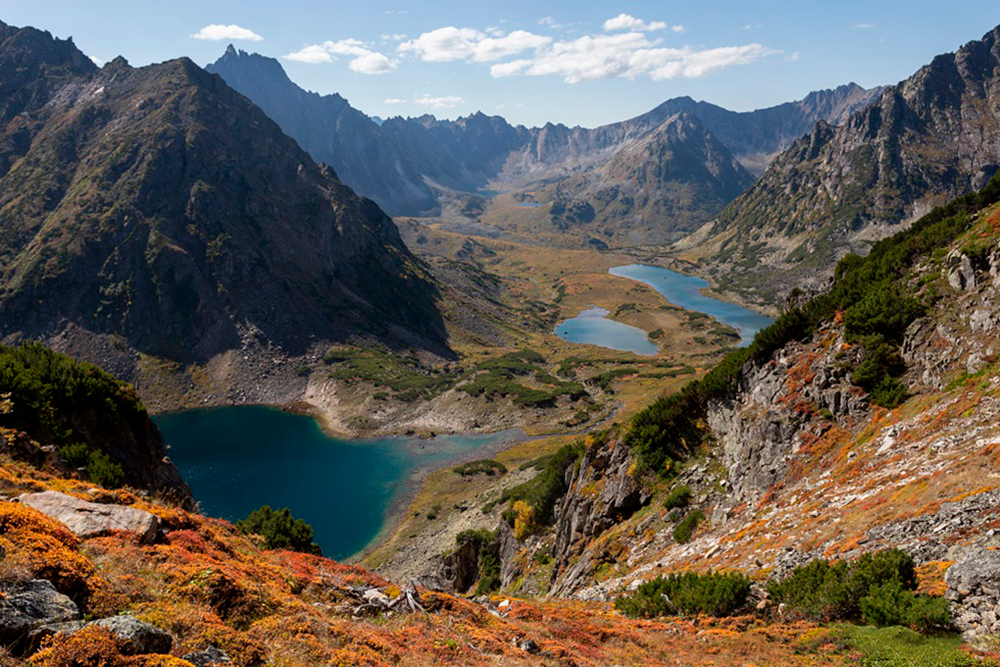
xmin=841 ymin=625 xmax=986 ymax=667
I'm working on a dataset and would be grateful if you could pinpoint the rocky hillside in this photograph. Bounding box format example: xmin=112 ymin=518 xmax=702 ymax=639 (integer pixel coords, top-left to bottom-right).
xmin=680 ymin=24 xmax=1000 ymax=302
xmin=0 ymin=20 xmax=444 ymax=378
xmin=209 ymin=47 xmax=877 ymax=244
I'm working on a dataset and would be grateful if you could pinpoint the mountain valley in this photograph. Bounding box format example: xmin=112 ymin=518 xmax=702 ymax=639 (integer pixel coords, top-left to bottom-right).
xmin=3 ymin=12 xmax=1000 ymax=667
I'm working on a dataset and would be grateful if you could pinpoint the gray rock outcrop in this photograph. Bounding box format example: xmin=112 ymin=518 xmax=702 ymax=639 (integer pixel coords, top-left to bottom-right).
xmin=549 ymin=439 xmax=650 ymax=596
xmin=183 ymin=646 xmax=233 ymax=666
xmin=0 ymin=579 xmax=80 ymax=651
xmin=18 ymin=490 xmax=161 ymax=543
xmin=90 ymin=616 xmax=173 ymax=654
xmin=946 ymin=548 xmax=1000 ymax=642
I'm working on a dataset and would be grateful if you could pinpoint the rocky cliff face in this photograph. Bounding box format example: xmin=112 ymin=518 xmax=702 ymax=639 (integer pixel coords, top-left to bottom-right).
xmin=683 ymin=25 xmax=1000 ymax=300
xmin=0 ymin=23 xmax=444 ymax=371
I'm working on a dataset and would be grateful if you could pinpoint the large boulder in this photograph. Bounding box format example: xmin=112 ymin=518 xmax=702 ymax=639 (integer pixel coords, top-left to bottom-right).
xmin=18 ymin=490 xmax=160 ymax=543
xmin=89 ymin=616 xmax=173 ymax=654
xmin=0 ymin=579 xmax=80 ymax=651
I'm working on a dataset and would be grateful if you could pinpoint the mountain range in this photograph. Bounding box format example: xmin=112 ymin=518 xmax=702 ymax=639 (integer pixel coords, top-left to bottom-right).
xmin=208 ymin=47 xmax=881 ymax=243
xmin=680 ymin=25 xmax=1000 ymax=300
xmin=0 ymin=21 xmax=444 ymax=372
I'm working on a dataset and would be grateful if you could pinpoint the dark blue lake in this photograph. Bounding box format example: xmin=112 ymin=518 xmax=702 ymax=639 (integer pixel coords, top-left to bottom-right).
xmin=156 ymin=406 xmax=521 ymax=560
xmin=609 ymin=264 xmax=773 ymax=346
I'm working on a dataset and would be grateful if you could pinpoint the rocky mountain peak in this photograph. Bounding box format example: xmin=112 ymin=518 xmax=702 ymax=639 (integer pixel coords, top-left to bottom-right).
xmin=0 ymin=19 xmax=445 ymax=374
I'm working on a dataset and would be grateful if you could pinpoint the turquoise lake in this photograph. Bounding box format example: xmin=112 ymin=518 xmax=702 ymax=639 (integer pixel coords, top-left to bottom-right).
xmin=554 ymin=264 xmax=773 ymax=353
xmin=554 ymin=306 xmax=659 ymax=356
xmin=609 ymin=264 xmax=773 ymax=346
xmin=156 ymin=407 xmax=522 ymax=561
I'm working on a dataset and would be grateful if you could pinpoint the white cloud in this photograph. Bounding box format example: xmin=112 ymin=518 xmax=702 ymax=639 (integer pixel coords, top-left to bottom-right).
xmin=284 ymin=40 xmax=397 ymax=73
xmin=787 ymin=51 xmax=801 ymax=62
xmin=671 ymin=25 xmax=686 ymax=33
xmin=381 ymin=33 xmax=408 ymax=41
xmin=399 ymin=27 xmax=551 ymax=63
xmin=384 ymin=98 xmax=407 ymax=104
xmin=351 ymin=52 xmax=396 ymax=74
xmin=284 ymin=45 xmax=334 ymax=64
xmin=89 ymin=55 xmax=103 ymax=66
xmin=855 ymin=23 xmax=876 ymax=29
xmin=191 ymin=24 xmax=263 ymax=42
xmin=603 ymin=14 xmax=668 ymax=32
xmin=491 ymin=32 xmax=777 ymax=83
xmin=414 ymin=94 xmax=464 ymax=110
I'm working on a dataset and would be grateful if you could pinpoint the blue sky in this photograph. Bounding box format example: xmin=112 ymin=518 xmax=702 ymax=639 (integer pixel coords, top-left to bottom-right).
xmin=1 ymin=1 xmax=997 ymax=127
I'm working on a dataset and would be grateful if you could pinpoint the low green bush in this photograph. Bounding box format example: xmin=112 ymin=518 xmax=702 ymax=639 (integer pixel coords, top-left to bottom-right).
xmin=453 ymin=460 xmax=508 ymax=477
xmin=455 ymin=528 xmax=495 ymax=548
xmin=85 ymin=450 xmax=125 ymax=489
xmin=767 ymin=549 xmax=949 ymax=630
xmin=58 ymin=442 xmax=90 ymax=468
xmin=673 ymin=509 xmax=704 ymax=544
xmin=476 ymin=553 xmax=501 ymax=595
xmin=615 ymin=570 xmax=751 ymax=618
xmin=237 ymin=505 xmax=321 ymax=555
xmin=860 ymin=581 xmax=952 ymax=634
xmin=663 ymin=485 xmax=692 ymax=510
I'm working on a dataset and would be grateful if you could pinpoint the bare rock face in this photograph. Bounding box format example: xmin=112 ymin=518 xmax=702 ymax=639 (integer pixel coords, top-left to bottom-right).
xmin=946 ymin=548 xmax=1000 ymax=643
xmin=708 ymin=326 xmax=868 ymax=507
xmin=0 ymin=579 xmax=80 ymax=651
xmin=548 ymin=439 xmax=650 ymax=596
xmin=18 ymin=490 xmax=160 ymax=543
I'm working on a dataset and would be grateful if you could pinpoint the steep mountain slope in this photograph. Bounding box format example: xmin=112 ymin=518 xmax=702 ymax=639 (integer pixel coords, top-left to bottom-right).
xmin=0 ymin=22 xmax=444 ymax=372
xmin=206 ymin=46 xmax=444 ymax=215
xmin=681 ymin=25 xmax=1000 ymax=301
xmin=209 ymin=48 xmax=878 ymax=244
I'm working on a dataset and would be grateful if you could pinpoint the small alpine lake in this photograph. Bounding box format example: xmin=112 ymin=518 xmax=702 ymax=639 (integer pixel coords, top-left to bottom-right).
xmin=554 ymin=264 xmax=773 ymax=354
xmin=610 ymin=264 xmax=773 ymax=346
xmin=156 ymin=406 xmax=523 ymax=561
xmin=554 ymin=306 xmax=659 ymax=356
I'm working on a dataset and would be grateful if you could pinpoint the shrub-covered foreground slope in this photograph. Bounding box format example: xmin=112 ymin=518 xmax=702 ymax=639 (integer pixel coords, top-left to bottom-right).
xmin=0 ymin=331 xmax=990 ymax=666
